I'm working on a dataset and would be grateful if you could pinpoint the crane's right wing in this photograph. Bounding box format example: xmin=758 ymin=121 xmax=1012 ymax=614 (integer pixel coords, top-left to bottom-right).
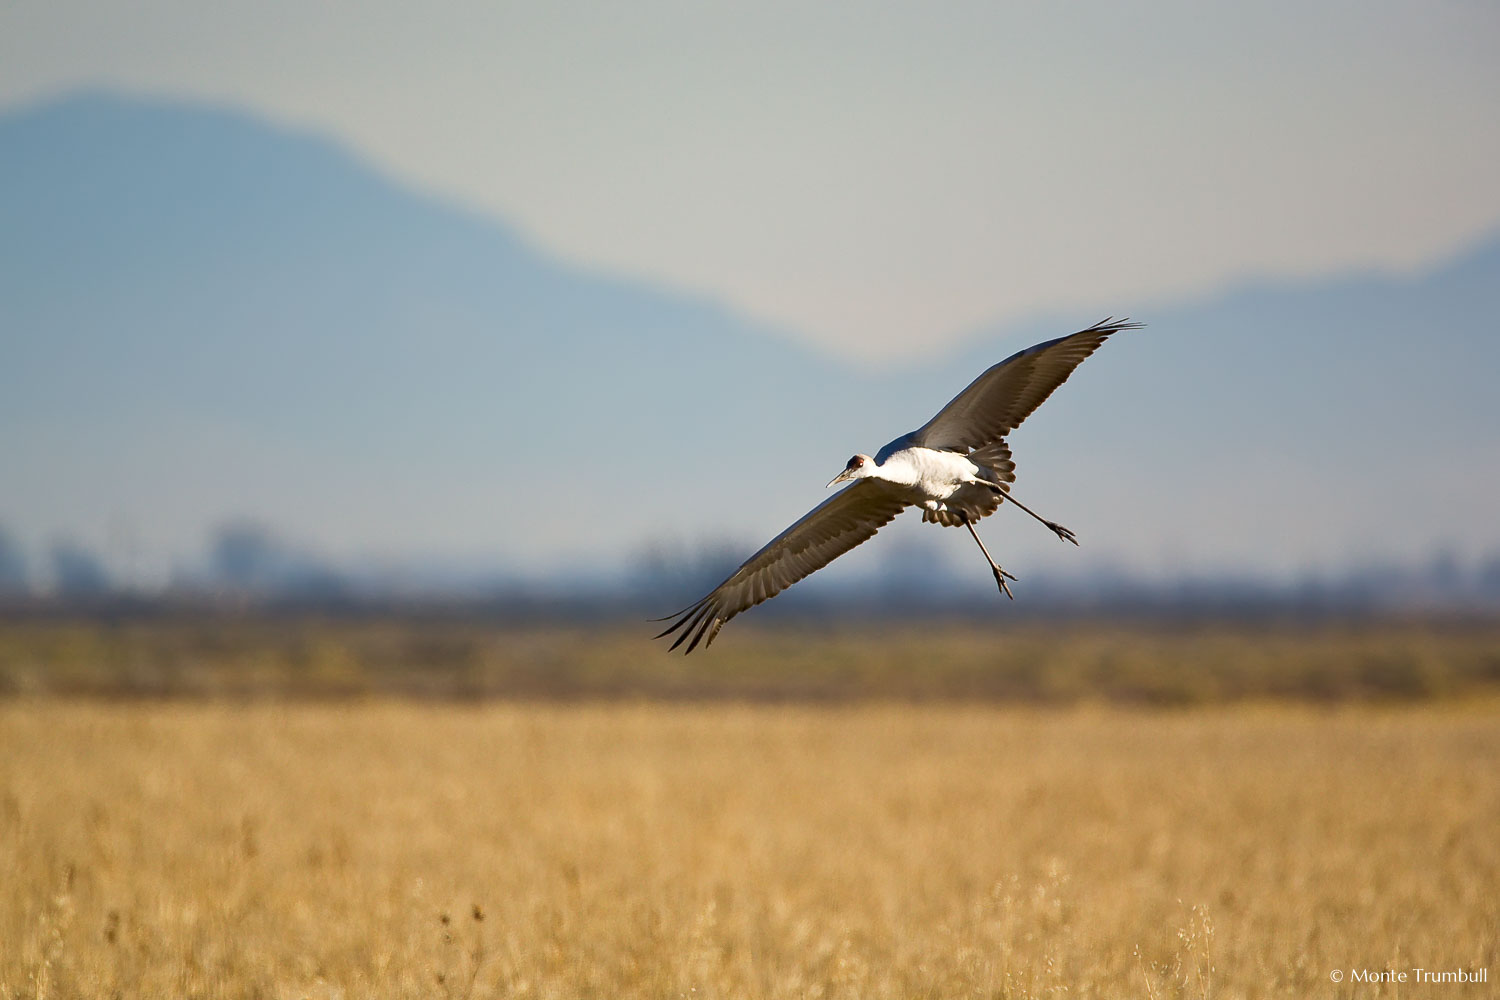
xmin=655 ymin=479 xmax=910 ymax=653
xmin=912 ymin=318 xmax=1140 ymax=452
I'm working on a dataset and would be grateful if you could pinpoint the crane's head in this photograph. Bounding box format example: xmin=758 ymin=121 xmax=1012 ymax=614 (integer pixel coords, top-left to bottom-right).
xmin=827 ymin=453 xmax=874 ymax=488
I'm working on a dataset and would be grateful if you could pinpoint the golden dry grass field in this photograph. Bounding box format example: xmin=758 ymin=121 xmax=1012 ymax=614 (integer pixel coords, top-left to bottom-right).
xmin=3 ymin=697 xmax=1497 ymax=999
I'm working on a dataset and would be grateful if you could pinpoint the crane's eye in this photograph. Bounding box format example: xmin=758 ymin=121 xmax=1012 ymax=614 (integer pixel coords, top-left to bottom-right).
xmin=848 ymin=455 xmax=864 ymax=469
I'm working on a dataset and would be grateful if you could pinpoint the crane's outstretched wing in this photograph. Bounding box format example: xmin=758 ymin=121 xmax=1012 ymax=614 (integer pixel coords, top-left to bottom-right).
xmin=912 ymin=318 xmax=1140 ymax=452
xmin=655 ymin=480 xmax=910 ymax=653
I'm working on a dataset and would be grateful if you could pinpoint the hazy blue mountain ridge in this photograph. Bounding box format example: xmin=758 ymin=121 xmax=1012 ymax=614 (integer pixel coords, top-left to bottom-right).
xmin=2 ymin=92 xmax=1496 ymax=585
xmin=1 ymin=93 xmax=868 ymax=566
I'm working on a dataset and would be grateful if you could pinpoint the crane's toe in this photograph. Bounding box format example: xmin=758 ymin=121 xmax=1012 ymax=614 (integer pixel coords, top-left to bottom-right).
xmin=1047 ymin=521 xmax=1079 ymax=545
xmin=992 ymin=566 xmax=1016 ymax=600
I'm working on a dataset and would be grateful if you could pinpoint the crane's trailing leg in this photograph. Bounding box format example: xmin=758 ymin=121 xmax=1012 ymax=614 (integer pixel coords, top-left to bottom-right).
xmin=969 ymin=478 xmax=1078 ymax=546
xmin=960 ymin=512 xmax=1016 ymax=600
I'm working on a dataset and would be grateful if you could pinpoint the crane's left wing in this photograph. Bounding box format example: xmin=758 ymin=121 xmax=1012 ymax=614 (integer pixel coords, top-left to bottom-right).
xmin=655 ymin=479 xmax=910 ymax=653
xmin=912 ymin=318 xmax=1140 ymax=452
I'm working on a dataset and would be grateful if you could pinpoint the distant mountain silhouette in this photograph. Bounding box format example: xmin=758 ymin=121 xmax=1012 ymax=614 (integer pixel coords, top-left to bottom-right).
xmin=2 ymin=92 xmax=1497 ymax=583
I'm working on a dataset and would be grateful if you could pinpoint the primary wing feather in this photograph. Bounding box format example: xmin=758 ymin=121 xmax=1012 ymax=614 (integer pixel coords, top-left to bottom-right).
xmin=913 ymin=318 xmax=1139 ymax=452
xmin=656 ymin=480 xmax=909 ymax=653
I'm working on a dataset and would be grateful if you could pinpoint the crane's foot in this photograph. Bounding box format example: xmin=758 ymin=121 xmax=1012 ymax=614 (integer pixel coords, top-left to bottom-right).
xmin=1046 ymin=520 xmax=1078 ymax=546
xmin=992 ymin=565 xmax=1016 ymax=600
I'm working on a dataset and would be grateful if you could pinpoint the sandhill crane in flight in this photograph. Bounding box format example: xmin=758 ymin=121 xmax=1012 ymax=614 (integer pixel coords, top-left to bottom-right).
xmin=656 ymin=318 xmax=1140 ymax=652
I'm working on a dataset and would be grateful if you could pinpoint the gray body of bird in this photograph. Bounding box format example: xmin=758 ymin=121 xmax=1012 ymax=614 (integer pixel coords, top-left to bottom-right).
xmin=832 ymin=436 xmax=1008 ymax=524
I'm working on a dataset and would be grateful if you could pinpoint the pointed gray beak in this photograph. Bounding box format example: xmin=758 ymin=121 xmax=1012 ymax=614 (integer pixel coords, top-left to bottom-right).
xmin=827 ymin=468 xmax=856 ymax=489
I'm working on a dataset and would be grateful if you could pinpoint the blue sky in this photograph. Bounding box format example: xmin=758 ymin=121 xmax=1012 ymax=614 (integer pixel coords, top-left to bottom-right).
xmin=4 ymin=0 xmax=1498 ymax=361
xmin=3 ymin=2 xmax=1498 ymax=589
